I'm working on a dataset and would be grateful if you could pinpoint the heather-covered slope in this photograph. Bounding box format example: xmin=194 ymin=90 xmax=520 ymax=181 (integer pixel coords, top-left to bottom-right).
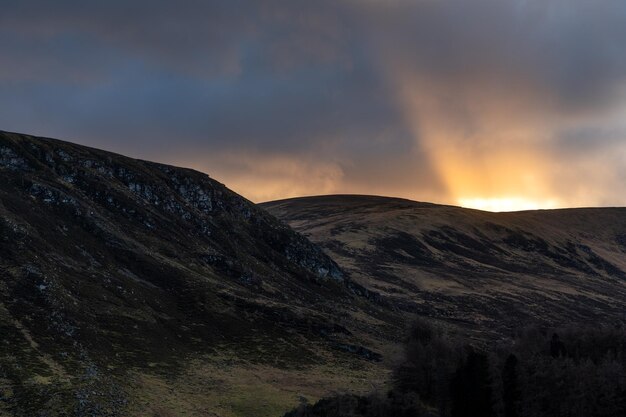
xmin=4 ymin=130 xmax=624 ymax=417
xmin=0 ymin=132 xmax=394 ymax=416
xmin=263 ymin=195 xmax=626 ymax=336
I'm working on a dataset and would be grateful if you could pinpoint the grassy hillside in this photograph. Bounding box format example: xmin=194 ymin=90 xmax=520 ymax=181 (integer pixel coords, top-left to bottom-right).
xmin=3 ymin=130 xmax=624 ymax=416
xmin=0 ymin=133 xmax=399 ymax=416
xmin=263 ymin=195 xmax=626 ymax=338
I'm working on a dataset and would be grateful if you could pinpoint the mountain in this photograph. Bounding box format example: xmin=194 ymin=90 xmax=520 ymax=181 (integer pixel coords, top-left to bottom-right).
xmin=3 ymin=129 xmax=624 ymax=417
xmin=0 ymin=132 xmax=398 ymax=417
xmin=262 ymin=195 xmax=626 ymax=338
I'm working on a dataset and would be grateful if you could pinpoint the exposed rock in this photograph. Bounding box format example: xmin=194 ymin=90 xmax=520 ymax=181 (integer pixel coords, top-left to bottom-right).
xmin=0 ymin=145 xmax=28 ymax=170
xmin=0 ymin=131 xmax=382 ymax=416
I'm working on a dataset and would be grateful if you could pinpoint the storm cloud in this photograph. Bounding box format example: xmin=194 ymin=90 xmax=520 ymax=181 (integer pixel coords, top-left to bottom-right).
xmin=2 ymin=0 xmax=626 ymax=208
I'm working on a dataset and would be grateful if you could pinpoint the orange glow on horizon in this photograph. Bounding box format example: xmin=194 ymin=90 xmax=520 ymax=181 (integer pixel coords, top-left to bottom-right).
xmin=457 ymin=197 xmax=561 ymax=212
xmin=391 ymin=68 xmax=565 ymax=211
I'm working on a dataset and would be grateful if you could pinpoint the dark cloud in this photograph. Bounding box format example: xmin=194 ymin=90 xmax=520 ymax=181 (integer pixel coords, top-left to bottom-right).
xmin=370 ymin=0 xmax=626 ymax=103
xmin=1 ymin=0 xmax=626 ymax=206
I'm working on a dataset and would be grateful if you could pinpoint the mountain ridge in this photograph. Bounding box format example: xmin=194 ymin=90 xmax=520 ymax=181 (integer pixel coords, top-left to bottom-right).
xmin=2 ymin=129 xmax=625 ymax=416
xmin=262 ymin=192 xmax=625 ymax=213
xmin=262 ymin=194 xmax=626 ymax=337
xmin=0 ymin=131 xmax=394 ymax=416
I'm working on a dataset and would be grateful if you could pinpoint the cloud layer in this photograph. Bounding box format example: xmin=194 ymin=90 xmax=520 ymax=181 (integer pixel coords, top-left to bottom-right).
xmin=2 ymin=0 xmax=626 ymax=208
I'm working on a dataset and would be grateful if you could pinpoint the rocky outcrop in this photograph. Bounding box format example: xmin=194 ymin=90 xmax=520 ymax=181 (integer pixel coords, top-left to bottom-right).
xmin=0 ymin=131 xmax=379 ymax=416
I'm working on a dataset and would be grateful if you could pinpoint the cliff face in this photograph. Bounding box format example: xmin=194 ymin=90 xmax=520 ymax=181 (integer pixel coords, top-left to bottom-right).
xmin=0 ymin=131 xmax=387 ymax=416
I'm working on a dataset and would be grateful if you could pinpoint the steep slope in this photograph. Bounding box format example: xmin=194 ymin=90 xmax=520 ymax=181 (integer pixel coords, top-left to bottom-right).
xmin=262 ymin=195 xmax=626 ymax=337
xmin=0 ymin=133 xmax=396 ymax=417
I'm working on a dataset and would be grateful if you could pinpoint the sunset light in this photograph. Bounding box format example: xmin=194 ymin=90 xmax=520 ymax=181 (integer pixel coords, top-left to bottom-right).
xmin=2 ymin=1 xmax=626 ymax=415
xmin=457 ymin=197 xmax=561 ymax=212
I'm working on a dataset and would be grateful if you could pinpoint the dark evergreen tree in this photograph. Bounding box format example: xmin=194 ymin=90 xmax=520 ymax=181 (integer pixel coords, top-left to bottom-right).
xmin=550 ymin=333 xmax=567 ymax=358
xmin=451 ymin=349 xmax=494 ymax=417
xmin=502 ymin=354 xmax=519 ymax=417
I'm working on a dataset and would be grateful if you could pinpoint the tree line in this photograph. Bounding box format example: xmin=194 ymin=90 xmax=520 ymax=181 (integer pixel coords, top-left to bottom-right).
xmin=284 ymin=322 xmax=626 ymax=417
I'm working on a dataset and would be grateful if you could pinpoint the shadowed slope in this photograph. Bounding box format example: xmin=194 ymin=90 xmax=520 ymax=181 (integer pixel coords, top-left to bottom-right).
xmin=0 ymin=133 xmax=394 ymax=416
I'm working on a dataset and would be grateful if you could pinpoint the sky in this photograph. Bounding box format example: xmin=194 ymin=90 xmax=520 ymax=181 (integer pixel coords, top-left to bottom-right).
xmin=2 ymin=0 xmax=626 ymax=211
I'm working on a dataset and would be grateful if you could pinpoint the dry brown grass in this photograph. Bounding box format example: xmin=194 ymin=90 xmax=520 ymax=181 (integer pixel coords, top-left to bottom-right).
xmin=125 ymin=351 xmax=391 ymax=417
